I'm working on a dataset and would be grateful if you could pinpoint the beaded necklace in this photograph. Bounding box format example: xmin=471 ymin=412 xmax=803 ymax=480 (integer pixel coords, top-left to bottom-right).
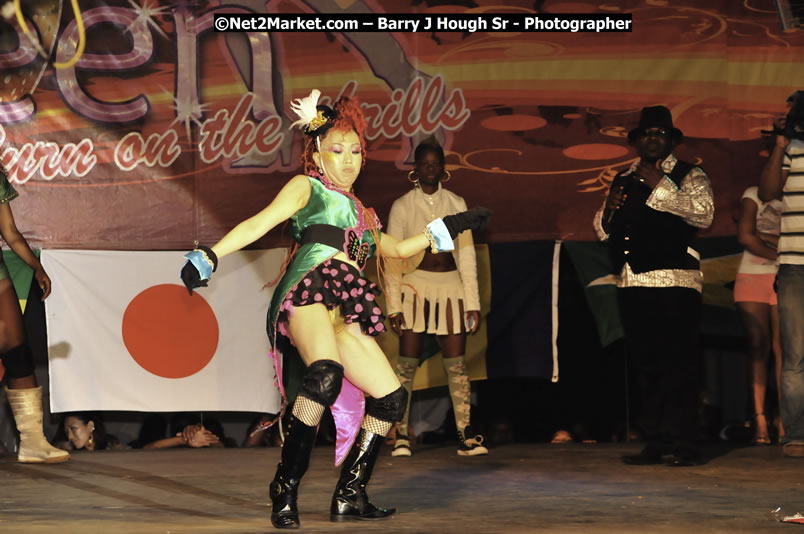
xmin=313 ymin=172 xmax=380 ymax=234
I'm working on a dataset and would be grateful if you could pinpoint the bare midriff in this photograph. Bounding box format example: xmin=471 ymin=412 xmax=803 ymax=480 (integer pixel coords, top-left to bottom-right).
xmin=418 ymin=249 xmax=456 ymax=272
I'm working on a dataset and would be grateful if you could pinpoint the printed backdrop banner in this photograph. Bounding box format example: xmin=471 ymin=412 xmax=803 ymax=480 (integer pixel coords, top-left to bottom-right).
xmin=43 ymin=249 xmax=286 ymax=413
xmin=1 ymin=1 xmax=803 ymax=251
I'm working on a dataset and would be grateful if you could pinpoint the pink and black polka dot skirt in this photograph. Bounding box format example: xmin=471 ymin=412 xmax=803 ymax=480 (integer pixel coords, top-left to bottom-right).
xmin=278 ymin=258 xmax=386 ymax=337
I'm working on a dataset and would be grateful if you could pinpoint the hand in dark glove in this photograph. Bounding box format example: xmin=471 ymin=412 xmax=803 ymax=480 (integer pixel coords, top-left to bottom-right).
xmin=442 ymin=207 xmax=493 ymax=239
xmin=180 ymin=245 xmax=218 ymax=296
xmin=180 ymin=261 xmax=209 ymax=295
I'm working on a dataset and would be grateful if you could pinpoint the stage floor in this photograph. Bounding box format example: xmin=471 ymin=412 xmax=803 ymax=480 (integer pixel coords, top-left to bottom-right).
xmin=0 ymin=442 xmax=800 ymax=533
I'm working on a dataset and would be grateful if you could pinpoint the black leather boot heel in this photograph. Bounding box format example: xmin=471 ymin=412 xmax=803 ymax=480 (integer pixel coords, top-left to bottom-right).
xmin=269 ymin=473 xmax=301 ymax=529
xmin=330 ymin=428 xmax=396 ymax=522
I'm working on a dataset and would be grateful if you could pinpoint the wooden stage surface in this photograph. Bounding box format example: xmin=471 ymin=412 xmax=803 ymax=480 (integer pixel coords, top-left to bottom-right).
xmin=0 ymin=442 xmax=801 ymax=533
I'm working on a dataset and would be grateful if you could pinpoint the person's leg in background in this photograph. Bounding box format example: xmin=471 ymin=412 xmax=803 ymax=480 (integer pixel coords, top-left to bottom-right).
xmin=660 ymin=288 xmax=702 ymax=465
xmin=735 ymin=300 xmax=773 ymax=444
xmin=777 ymin=264 xmax=804 ymax=457
xmin=770 ymin=299 xmax=784 ymax=441
xmin=393 ymin=326 xmax=423 ymax=457
xmin=618 ymin=287 xmax=663 ymax=464
xmin=619 ymin=287 xmax=702 ymax=465
xmin=439 ymin=298 xmax=487 ymax=456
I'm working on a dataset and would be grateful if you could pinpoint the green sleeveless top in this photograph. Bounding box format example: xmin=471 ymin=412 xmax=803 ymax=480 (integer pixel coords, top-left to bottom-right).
xmin=267 ymin=176 xmax=379 ymax=345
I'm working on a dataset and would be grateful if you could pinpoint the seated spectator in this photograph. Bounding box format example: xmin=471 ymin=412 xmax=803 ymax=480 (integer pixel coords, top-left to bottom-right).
xmin=242 ymin=414 xmax=283 ymax=448
xmin=143 ymin=413 xmax=234 ymax=449
xmin=200 ymin=416 xmax=237 ymax=448
xmin=54 ymin=412 xmax=126 ymax=451
xmin=128 ymin=413 xmax=169 ymax=449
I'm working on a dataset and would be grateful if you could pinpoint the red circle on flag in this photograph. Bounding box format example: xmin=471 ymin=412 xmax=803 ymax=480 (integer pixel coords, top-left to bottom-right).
xmin=122 ymin=284 xmax=219 ymax=379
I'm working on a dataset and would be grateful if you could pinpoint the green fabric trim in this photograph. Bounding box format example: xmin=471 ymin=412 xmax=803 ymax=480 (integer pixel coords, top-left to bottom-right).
xmin=2 ymin=249 xmax=37 ymax=305
xmin=0 ymin=169 xmax=19 ymax=204
xmin=563 ymin=241 xmax=624 ymax=347
xmin=0 ymin=190 xmax=19 ymax=204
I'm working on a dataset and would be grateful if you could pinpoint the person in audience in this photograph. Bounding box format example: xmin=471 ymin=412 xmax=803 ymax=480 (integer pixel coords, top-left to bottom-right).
xmin=54 ymin=412 xmax=126 ymax=451
xmin=243 ymin=414 xmax=284 ymax=448
xmin=128 ymin=413 xmax=169 ymax=449
xmin=143 ymin=413 xmax=227 ymax=449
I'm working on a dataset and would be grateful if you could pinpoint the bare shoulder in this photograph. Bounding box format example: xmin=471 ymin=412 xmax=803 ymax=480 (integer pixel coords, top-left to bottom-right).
xmin=279 ymin=174 xmax=313 ymax=202
xmin=287 ymin=174 xmax=313 ymax=190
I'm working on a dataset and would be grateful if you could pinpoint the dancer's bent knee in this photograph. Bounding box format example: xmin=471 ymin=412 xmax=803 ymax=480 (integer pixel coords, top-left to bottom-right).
xmin=366 ymin=386 xmax=408 ymax=423
xmin=292 ymin=359 xmax=344 ymax=427
xmin=299 ymin=359 xmax=344 ymax=406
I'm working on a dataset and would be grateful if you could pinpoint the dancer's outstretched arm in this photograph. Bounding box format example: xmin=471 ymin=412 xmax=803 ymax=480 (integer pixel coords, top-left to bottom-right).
xmin=212 ymin=174 xmax=312 ymax=259
xmin=180 ymin=175 xmax=311 ymax=294
xmin=380 ymin=207 xmax=492 ymax=259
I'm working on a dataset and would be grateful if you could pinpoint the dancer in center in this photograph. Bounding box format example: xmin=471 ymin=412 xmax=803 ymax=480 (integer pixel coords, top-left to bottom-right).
xmin=179 ymin=90 xmax=490 ymax=529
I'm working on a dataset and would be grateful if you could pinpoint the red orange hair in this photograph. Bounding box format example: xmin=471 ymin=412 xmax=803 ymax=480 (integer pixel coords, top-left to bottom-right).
xmin=301 ymin=96 xmax=368 ymax=175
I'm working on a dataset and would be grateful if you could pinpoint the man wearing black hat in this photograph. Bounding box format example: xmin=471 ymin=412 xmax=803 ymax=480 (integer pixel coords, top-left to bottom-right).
xmin=593 ymin=105 xmax=714 ymax=466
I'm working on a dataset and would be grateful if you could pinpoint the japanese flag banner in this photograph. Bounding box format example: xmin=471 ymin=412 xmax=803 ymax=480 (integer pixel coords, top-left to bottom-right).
xmin=43 ymin=249 xmax=286 ymax=413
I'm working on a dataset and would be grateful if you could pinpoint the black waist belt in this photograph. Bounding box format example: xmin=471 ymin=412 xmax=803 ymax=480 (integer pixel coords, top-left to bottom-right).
xmin=300 ymin=224 xmax=347 ymax=251
xmin=301 ymin=224 xmax=371 ymax=269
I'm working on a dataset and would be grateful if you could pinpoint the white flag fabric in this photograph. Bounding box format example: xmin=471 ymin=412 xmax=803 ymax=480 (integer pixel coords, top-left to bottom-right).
xmin=43 ymin=249 xmax=286 ymax=413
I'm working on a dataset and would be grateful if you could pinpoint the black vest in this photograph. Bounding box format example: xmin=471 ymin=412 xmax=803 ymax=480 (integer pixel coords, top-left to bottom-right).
xmin=608 ymin=159 xmax=700 ymax=274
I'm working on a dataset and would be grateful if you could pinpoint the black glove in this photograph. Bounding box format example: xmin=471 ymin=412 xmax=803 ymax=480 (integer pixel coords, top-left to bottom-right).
xmin=180 ymin=262 xmax=208 ymax=295
xmin=442 ymin=207 xmax=493 ymax=239
xmin=180 ymin=245 xmax=218 ymax=296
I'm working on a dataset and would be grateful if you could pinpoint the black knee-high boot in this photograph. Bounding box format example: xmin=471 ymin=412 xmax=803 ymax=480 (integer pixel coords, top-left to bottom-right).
xmin=269 ymin=415 xmax=317 ymax=529
xmin=330 ymin=428 xmax=395 ymax=522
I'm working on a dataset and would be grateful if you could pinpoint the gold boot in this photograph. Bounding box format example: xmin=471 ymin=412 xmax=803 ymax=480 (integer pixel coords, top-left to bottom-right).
xmin=6 ymin=386 xmax=70 ymax=463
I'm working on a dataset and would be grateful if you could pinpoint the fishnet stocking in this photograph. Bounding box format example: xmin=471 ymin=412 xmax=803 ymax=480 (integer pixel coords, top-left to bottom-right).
xmin=361 ymin=414 xmax=393 ymax=437
xmin=292 ymin=395 xmax=326 ymax=427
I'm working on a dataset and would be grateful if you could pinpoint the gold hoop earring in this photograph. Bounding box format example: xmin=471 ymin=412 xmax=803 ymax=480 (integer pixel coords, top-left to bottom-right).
xmin=87 ymin=432 xmax=94 ymax=448
xmin=408 ymin=170 xmax=419 ymax=184
xmin=442 ymin=170 xmax=451 ymax=183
